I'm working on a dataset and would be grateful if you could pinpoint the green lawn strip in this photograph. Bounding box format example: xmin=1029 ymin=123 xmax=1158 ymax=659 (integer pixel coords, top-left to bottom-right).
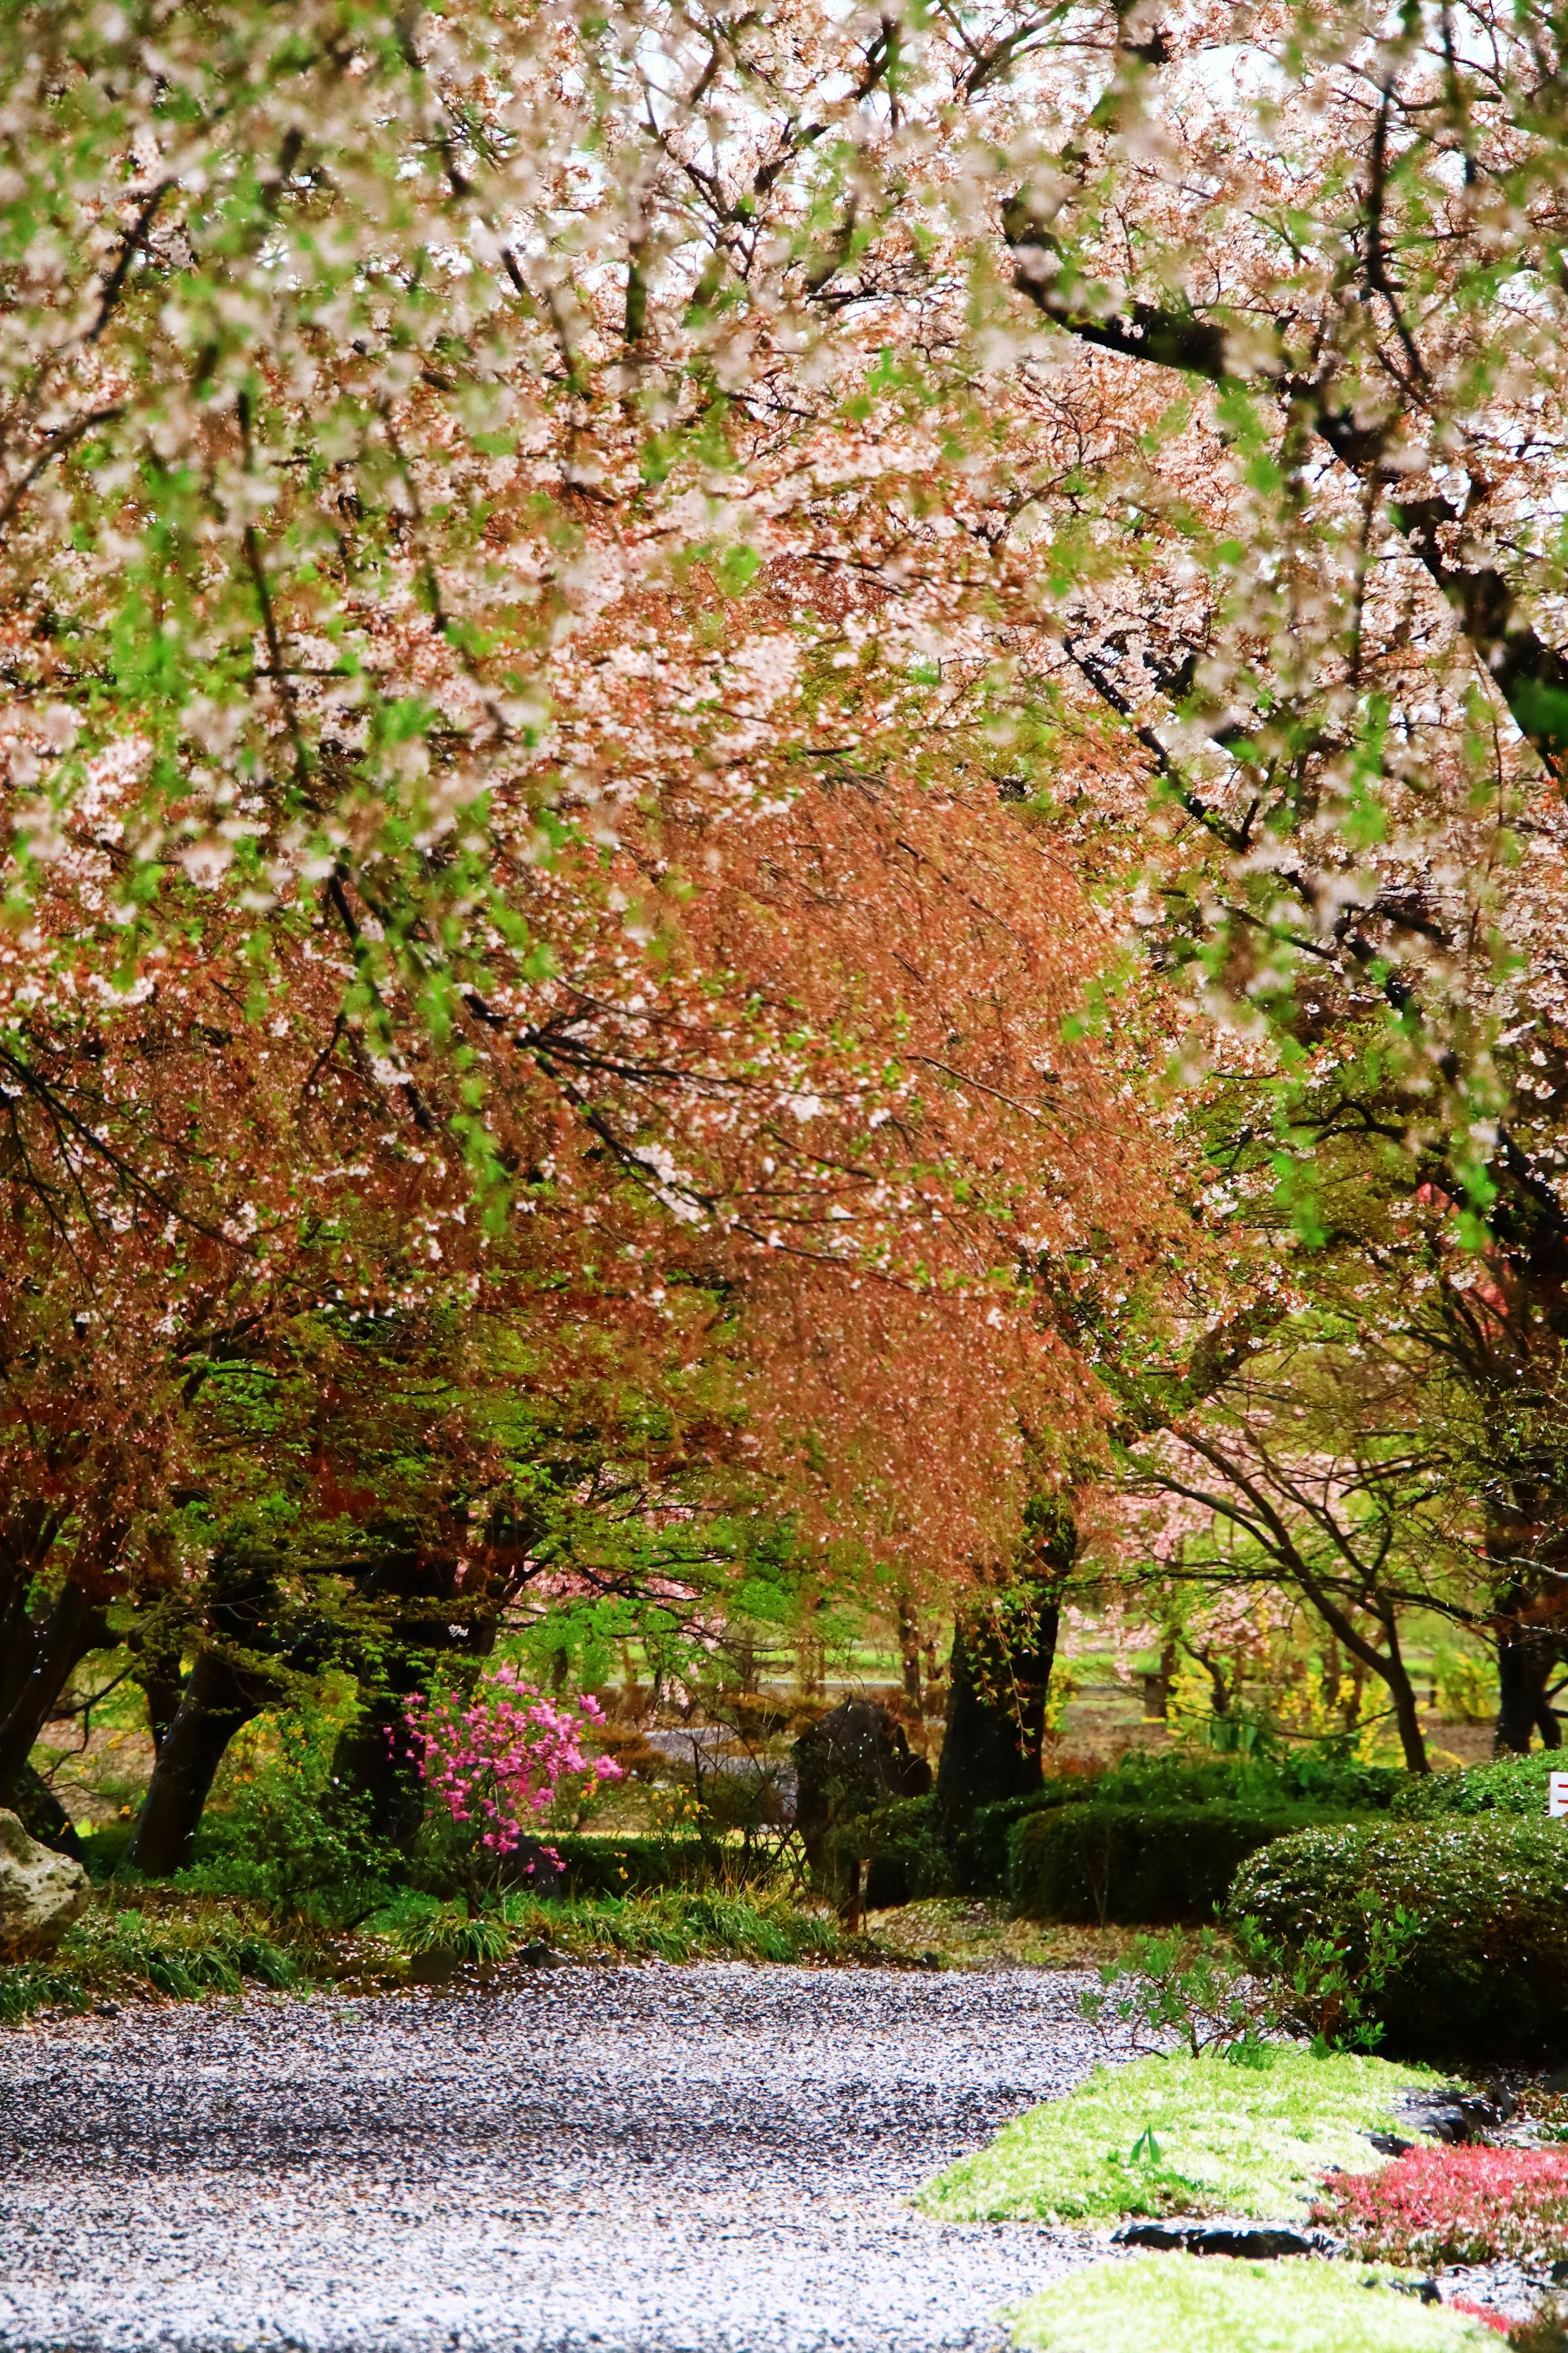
xmin=918 ymin=2047 xmax=1446 ymax=2224
xmin=1010 ymin=2254 xmax=1494 ymax=2353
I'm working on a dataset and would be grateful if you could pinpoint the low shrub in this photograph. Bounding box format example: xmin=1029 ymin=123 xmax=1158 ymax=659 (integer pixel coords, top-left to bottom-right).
xmin=1081 ymin=1907 xmax=1421 ymax=2059
xmin=1314 ymin=2145 xmax=1568 ymax=2270
xmin=1010 ymin=2253 xmax=1494 ymax=2353
xmin=849 ymin=1795 xmax=953 ymax=1909
xmin=178 ymin=1730 xmax=397 ymax=1928
xmin=1229 ymin=1818 xmax=1568 ymax=2061
xmin=953 ymin=1754 xmax=1401 ymax=1900
xmin=1392 ymin=1753 xmax=1558 ymax=1820
xmin=503 ymin=1887 xmax=845 ymax=1965
xmin=1011 ymin=1800 xmax=1348 ymax=1924
xmin=940 ymin=1760 xmax=1401 ymax=1901
xmin=916 ymin=2045 xmax=1439 ymax=2224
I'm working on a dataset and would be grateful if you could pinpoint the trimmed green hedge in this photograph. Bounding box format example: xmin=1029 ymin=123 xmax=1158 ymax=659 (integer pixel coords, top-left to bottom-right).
xmin=547 ymin=1833 xmax=714 ymax=1897
xmin=955 ymin=1756 xmax=1404 ymax=1898
xmin=1230 ymin=1816 xmax=1568 ymax=2061
xmin=1012 ymin=1801 xmax=1352 ymax=1924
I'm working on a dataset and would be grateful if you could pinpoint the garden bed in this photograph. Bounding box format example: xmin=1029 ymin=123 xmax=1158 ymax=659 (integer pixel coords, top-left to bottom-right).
xmin=918 ymin=2046 xmax=1443 ymax=2224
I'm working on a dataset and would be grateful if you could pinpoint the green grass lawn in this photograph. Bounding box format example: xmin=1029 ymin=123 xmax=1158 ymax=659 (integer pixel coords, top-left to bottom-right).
xmin=1011 ymin=2255 xmax=1496 ymax=2353
xmin=919 ymin=2047 xmax=1444 ymax=2224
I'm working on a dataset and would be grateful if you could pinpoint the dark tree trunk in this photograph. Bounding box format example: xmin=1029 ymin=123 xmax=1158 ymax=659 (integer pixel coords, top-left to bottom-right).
xmin=1388 ymin=1664 xmax=1432 ymax=1776
xmin=9 ymin=1760 xmax=87 ymax=1862
xmin=121 ymin=1546 xmax=288 ymax=1876
xmin=935 ymin=1585 xmax=1062 ymax=1822
xmin=332 ymin=1687 xmax=428 ymax=1849
xmin=0 ymin=1577 xmax=107 ymax=1809
xmin=329 ymin=1550 xmax=498 ymax=1848
xmin=127 ymin=1625 xmax=187 ymax=1757
xmin=1495 ymin=1647 xmax=1542 ymax=1760
xmin=897 ymin=1597 xmax=922 ymax=1711
xmin=122 ymin=1650 xmax=272 ymax=1877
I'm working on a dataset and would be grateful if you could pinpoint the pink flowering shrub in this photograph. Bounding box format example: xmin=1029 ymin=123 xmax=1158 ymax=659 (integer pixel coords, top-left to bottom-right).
xmin=405 ymin=1668 xmax=622 ymax=1862
xmin=1313 ymin=2146 xmax=1568 ymax=2269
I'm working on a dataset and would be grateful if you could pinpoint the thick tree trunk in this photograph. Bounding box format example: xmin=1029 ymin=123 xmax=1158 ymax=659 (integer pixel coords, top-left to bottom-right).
xmin=329 ymin=1552 xmax=497 ymax=1848
xmin=10 ymin=1760 xmax=87 ymax=1861
xmin=0 ymin=1577 xmax=107 ymax=1809
xmin=122 ymin=1650 xmax=272 ymax=1877
xmin=896 ymin=1597 xmax=922 ymax=1712
xmin=127 ymin=1625 xmax=187 ymax=1758
xmin=1388 ymin=1667 xmax=1432 ymax=1776
xmin=1494 ymin=1625 xmax=1561 ymax=1754
xmin=935 ymin=1584 xmax=1061 ymax=1822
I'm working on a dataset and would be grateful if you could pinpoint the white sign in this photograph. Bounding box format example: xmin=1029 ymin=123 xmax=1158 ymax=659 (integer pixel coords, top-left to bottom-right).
xmin=1549 ymin=1773 xmax=1568 ymax=1818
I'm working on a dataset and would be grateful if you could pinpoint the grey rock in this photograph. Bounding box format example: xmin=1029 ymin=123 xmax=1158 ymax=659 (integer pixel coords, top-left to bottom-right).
xmin=1397 ymin=2085 xmax=1517 ymax=2144
xmin=0 ymin=1808 xmax=88 ymax=1960
xmin=1113 ymin=2218 xmax=1326 ymax=2259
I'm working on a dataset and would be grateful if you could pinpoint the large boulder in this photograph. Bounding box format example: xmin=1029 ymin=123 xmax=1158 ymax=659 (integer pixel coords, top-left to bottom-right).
xmin=793 ymin=1697 xmax=932 ymax=1880
xmin=0 ymin=1808 xmax=90 ymax=1961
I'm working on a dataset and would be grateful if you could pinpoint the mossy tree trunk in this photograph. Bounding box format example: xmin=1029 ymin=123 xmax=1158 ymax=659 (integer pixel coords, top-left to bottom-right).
xmin=935 ymin=1505 xmax=1074 ymax=1824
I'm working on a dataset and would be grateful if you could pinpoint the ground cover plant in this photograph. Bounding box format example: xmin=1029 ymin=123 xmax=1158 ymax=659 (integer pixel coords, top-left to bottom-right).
xmin=1314 ymin=2148 xmax=1568 ymax=2272
xmin=1009 ymin=2254 xmax=1498 ymax=2353
xmin=917 ymin=2047 xmax=1441 ymax=2224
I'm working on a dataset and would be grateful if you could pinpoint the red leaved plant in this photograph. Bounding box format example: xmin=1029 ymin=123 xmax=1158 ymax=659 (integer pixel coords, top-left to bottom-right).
xmin=1314 ymin=2148 xmax=1568 ymax=2270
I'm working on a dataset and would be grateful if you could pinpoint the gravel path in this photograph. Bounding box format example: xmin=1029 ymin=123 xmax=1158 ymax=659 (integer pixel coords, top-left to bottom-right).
xmin=0 ymin=1963 xmax=1112 ymax=2353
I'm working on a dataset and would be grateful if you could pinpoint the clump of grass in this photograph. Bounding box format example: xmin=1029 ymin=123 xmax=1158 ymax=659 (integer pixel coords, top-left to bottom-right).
xmin=919 ymin=2046 xmax=1444 ymax=2225
xmin=359 ymin=1885 xmax=847 ymax=1968
xmin=0 ymin=1893 xmax=301 ymax=2025
xmin=501 ymin=1886 xmax=846 ymax=1965
xmin=0 ymin=1963 xmax=90 ymax=2027
xmin=1011 ymin=2254 xmax=1495 ymax=2353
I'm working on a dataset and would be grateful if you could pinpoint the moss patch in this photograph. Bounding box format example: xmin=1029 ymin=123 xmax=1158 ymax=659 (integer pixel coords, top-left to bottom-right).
xmin=918 ymin=2047 xmax=1443 ymax=2224
xmin=1011 ymin=2255 xmax=1494 ymax=2353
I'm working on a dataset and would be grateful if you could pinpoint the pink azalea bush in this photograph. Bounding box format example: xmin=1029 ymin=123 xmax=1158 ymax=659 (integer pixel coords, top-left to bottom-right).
xmin=1314 ymin=2146 xmax=1568 ymax=2269
xmin=404 ymin=1668 xmax=622 ymax=1861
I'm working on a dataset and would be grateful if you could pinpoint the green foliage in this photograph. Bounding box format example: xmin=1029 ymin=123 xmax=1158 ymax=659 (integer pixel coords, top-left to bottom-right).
xmin=177 ymin=1704 xmax=397 ymax=1927
xmin=1081 ymin=1930 xmax=1275 ymax=2059
xmin=1010 ymin=2253 xmax=1494 ymax=2353
xmin=851 ymin=1795 xmax=954 ymax=1908
xmin=917 ymin=2046 xmax=1441 ymax=2225
xmin=1011 ymin=1800 xmax=1354 ymax=1925
xmin=1229 ymin=1817 xmax=1568 ymax=2060
xmin=544 ymin=1833 xmax=720 ymax=1898
xmin=500 ymin=1887 xmax=845 ymax=1966
xmin=403 ymin=1905 xmax=512 ymax=1965
xmin=363 ymin=1885 xmax=845 ymax=1967
xmin=0 ymin=1964 xmax=89 ymax=2028
xmin=1085 ymin=1909 xmax=1423 ymax=2061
